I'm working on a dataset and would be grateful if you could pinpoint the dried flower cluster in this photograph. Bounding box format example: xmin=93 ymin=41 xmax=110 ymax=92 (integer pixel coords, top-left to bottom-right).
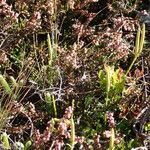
xmin=0 ymin=0 xmax=18 ymax=30
xmin=32 ymin=106 xmax=74 ymax=149
xmin=106 ymin=111 xmax=115 ymax=128
xmin=0 ymin=0 xmax=62 ymax=51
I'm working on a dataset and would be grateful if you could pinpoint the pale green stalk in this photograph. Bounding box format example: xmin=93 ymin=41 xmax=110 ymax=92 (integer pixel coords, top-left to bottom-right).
xmin=126 ymin=24 xmax=145 ymax=76
xmin=109 ymin=128 xmax=115 ymax=150
xmin=52 ymin=95 xmax=57 ymax=117
xmin=70 ymin=100 xmax=75 ymax=150
xmin=105 ymin=65 xmax=114 ymax=106
xmin=47 ymin=33 xmax=53 ymax=66
xmin=135 ymin=25 xmax=141 ymax=56
xmin=139 ymin=23 xmax=145 ymax=54
xmin=10 ymin=76 xmax=18 ymax=88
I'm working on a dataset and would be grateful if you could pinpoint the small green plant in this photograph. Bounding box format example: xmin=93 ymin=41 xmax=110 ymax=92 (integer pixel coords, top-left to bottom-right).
xmin=98 ymin=24 xmax=145 ymax=107
xmin=144 ymin=122 xmax=150 ymax=133
xmin=13 ymin=140 xmax=32 ymax=150
xmin=0 ymin=74 xmax=12 ymax=95
xmin=24 ymin=141 xmax=32 ymax=150
xmin=98 ymin=65 xmax=125 ymax=106
xmin=115 ymin=139 xmax=140 ymax=150
xmin=1 ymin=133 xmax=31 ymax=150
xmin=0 ymin=74 xmax=20 ymax=100
xmin=44 ymin=92 xmax=57 ymax=117
xmin=0 ymin=74 xmax=26 ymax=130
xmin=0 ymin=132 xmax=10 ymax=149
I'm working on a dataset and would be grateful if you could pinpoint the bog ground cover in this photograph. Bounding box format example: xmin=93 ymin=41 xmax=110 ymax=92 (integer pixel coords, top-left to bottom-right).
xmin=0 ymin=0 xmax=149 ymax=149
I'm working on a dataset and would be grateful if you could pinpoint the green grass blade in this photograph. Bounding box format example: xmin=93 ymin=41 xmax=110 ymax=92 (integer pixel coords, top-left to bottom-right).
xmin=47 ymin=33 xmax=53 ymax=66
